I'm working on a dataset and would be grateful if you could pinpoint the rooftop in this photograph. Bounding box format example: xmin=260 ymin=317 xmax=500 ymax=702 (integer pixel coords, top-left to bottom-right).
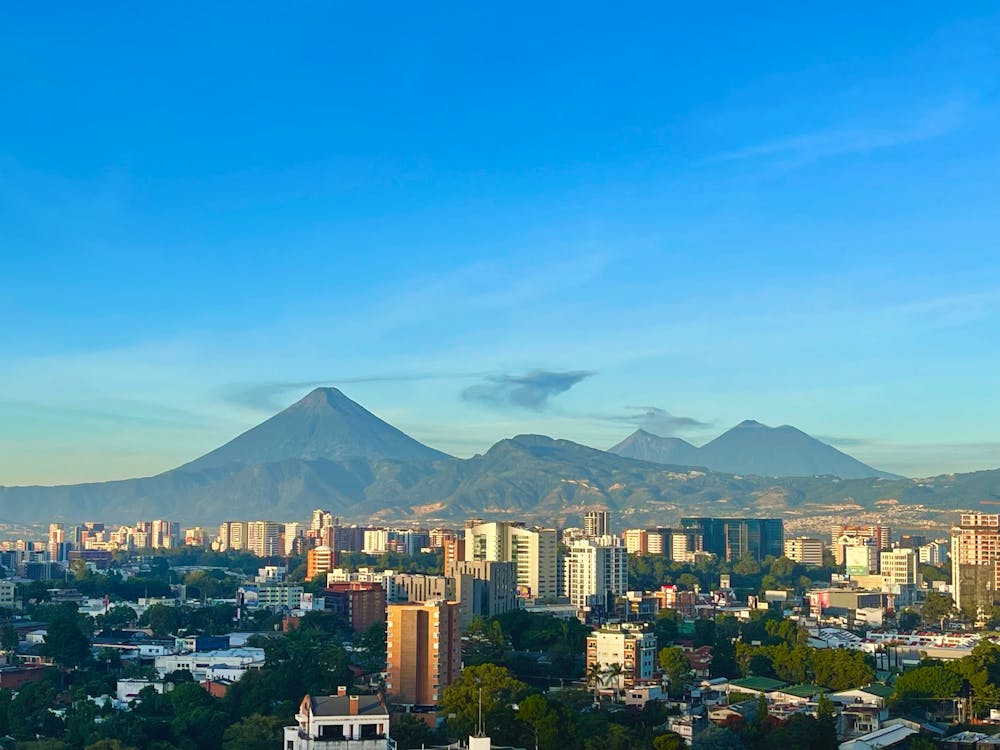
xmin=778 ymin=684 xmax=828 ymax=699
xmin=307 ymin=694 xmax=388 ymax=718
xmin=729 ymin=677 xmax=788 ymax=692
xmin=861 ymin=684 xmax=895 ymax=699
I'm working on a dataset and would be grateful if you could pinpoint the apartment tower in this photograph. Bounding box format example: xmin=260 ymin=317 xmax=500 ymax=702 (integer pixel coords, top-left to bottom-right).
xmin=386 ymin=600 xmax=462 ymax=706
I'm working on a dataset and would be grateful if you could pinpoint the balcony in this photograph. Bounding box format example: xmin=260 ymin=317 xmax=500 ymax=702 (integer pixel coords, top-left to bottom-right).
xmin=285 ymin=728 xmax=394 ymax=750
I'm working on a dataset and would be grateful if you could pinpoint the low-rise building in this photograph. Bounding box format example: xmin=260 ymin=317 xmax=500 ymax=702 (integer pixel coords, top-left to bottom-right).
xmin=284 ymin=691 xmax=391 ymax=750
xmin=585 ymin=622 xmax=656 ymax=689
xmin=154 ymin=647 xmax=265 ymax=681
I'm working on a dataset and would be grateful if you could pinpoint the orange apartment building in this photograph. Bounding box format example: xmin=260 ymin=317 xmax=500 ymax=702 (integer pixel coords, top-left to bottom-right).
xmin=385 ymin=600 xmax=461 ymax=706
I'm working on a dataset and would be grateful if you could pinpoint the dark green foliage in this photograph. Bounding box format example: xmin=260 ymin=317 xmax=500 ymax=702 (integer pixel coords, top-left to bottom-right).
xmin=10 ymin=682 xmax=65 ymax=740
xmin=921 ymin=591 xmax=956 ymax=623
xmin=440 ymin=664 xmax=531 ymax=742
xmin=41 ymin=605 xmax=93 ymax=670
xmin=390 ymin=713 xmax=449 ymax=750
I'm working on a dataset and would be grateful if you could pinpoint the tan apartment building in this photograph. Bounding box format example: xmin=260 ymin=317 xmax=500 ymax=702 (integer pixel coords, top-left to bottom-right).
xmin=385 ymin=600 xmax=461 ymax=706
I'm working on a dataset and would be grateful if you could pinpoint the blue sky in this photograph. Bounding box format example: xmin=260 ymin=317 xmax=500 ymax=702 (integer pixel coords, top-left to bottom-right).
xmin=2 ymin=3 xmax=999 ymax=484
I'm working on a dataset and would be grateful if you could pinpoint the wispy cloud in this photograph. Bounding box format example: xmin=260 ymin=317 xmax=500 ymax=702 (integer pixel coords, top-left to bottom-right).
xmin=817 ymin=435 xmax=875 ymax=448
xmin=222 ymin=372 xmax=484 ymax=411
xmin=613 ymin=406 xmax=711 ymax=435
xmin=461 ymin=370 xmax=595 ymax=411
xmin=704 ymin=100 xmax=965 ymax=168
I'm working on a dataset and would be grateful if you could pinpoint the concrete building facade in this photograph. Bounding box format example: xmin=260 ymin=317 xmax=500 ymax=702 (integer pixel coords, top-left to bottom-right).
xmin=386 ymin=600 xmax=462 ymax=706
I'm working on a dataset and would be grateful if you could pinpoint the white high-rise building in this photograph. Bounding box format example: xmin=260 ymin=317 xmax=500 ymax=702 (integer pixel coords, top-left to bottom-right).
xmin=584 ymin=510 xmax=610 ymax=539
xmin=784 ymin=537 xmax=824 ymax=566
xmin=311 ymin=509 xmax=334 ymax=532
xmin=218 ymin=521 xmax=249 ymax=552
xmin=880 ymin=548 xmax=921 ymax=588
xmin=464 ymin=521 xmax=558 ymax=599
xmin=247 ymin=521 xmax=281 ymax=557
xmin=283 ymin=522 xmax=306 ymax=555
xmin=563 ymin=535 xmax=627 ymax=608
xmin=363 ymin=529 xmax=389 ymax=555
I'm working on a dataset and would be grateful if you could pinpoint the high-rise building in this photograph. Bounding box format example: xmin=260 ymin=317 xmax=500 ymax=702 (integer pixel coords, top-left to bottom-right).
xmin=184 ymin=527 xmax=209 ymax=547
xmin=783 ymin=537 xmax=824 ymax=566
xmin=951 ymin=514 xmax=1000 ymax=616
xmin=563 ymin=536 xmax=628 ymax=609
xmin=311 ymin=509 xmax=334 ymax=532
xmin=831 ymin=525 xmax=890 ymax=564
xmin=880 ymin=548 xmax=921 ymax=588
xmin=680 ymin=518 xmax=783 ymax=562
xmin=219 ymin=521 xmax=249 ymax=552
xmin=464 ymin=521 xmax=558 ymax=599
xmin=585 ymin=622 xmax=657 ymax=689
xmin=392 ymin=573 xmax=451 ymax=603
xmin=149 ymin=520 xmax=177 ymax=549
xmin=247 ymin=521 xmax=282 ymax=557
xmin=646 ymin=528 xmax=671 ymax=556
xmin=451 ymin=560 xmax=518 ymax=627
xmin=845 ymin=541 xmax=879 ymax=576
xmin=386 ymin=600 xmax=462 ymax=706
xmin=584 ymin=510 xmax=610 ymax=539
xmin=307 ymin=545 xmax=336 ymax=581
xmin=623 ymin=529 xmax=648 ymax=555
xmin=671 ymin=529 xmax=704 ymax=562
xmin=363 ymin=529 xmax=389 ymax=555
xmin=919 ymin=540 xmax=948 ymax=565
xmin=48 ymin=523 xmax=67 ymax=562
xmin=283 ymin=522 xmax=306 ymax=556
xmin=442 ymin=537 xmax=465 ymax=577
xmin=323 ymin=583 xmax=386 ymax=633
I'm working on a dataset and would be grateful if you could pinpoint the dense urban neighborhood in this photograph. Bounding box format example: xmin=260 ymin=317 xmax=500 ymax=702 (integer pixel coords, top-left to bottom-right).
xmin=0 ymin=509 xmax=997 ymax=749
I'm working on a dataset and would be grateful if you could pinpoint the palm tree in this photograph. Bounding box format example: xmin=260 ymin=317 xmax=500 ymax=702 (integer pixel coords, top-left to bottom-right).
xmin=586 ymin=662 xmax=604 ymax=705
xmin=603 ymin=662 xmax=624 ymax=702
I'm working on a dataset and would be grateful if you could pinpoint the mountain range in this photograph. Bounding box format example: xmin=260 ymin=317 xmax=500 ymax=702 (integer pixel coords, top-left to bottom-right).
xmin=608 ymin=422 xmax=897 ymax=479
xmin=0 ymin=387 xmax=997 ymax=526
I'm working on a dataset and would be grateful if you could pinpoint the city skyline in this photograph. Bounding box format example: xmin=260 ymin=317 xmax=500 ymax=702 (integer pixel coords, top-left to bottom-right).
xmin=4 ymin=5 xmax=1000 ymax=485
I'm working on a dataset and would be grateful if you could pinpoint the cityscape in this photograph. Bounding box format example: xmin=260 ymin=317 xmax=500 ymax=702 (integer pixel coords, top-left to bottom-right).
xmin=2 ymin=504 xmax=999 ymax=750
xmin=3 ymin=4 xmax=1000 ymax=750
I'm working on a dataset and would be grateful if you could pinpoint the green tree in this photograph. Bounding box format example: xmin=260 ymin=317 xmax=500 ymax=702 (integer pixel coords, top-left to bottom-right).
xmin=516 ymin=694 xmax=560 ymax=750
xmin=355 ymin=622 xmax=387 ymax=671
xmin=652 ymin=733 xmax=686 ymax=750
xmin=10 ymin=682 xmax=64 ymax=740
xmin=463 ymin=617 xmax=510 ymax=666
xmin=84 ymin=741 xmax=137 ymax=750
xmin=653 ymin=608 xmax=679 ymax=646
xmin=753 ymin=692 xmax=769 ymax=732
xmin=815 ymin=693 xmax=838 ymax=750
xmin=221 ymin=714 xmax=285 ymax=750
xmin=41 ymin=606 xmax=93 ymax=669
xmin=810 ymin=648 xmax=874 ymax=691
xmin=0 ymin=688 xmax=11 ymax=736
xmin=1 ymin=623 xmax=18 ymax=653
xmin=694 ymin=724 xmax=745 ymax=749
xmin=733 ymin=555 xmax=761 ymax=577
xmin=658 ymin=647 xmax=690 ymax=696
xmin=140 ymin=603 xmax=186 ymax=636
xmin=921 ymin=591 xmax=956 ymax=623
xmin=440 ymin=664 xmax=531 ymax=742
xmin=893 ymin=664 xmax=963 ymax=713
xmin=95 ymin=604 xmax=138 ymax=630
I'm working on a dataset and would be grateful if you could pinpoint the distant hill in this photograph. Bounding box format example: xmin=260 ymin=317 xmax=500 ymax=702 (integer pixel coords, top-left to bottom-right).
xmin=607 ymin=429 xmax=701 ymax=465
xmin=0 ymin=390 xmax=996 ymax=525
xmin=608 ymin=420 xmax=896 ymax=479
xmin=184 ymin=387 xmax=451 ymax=469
